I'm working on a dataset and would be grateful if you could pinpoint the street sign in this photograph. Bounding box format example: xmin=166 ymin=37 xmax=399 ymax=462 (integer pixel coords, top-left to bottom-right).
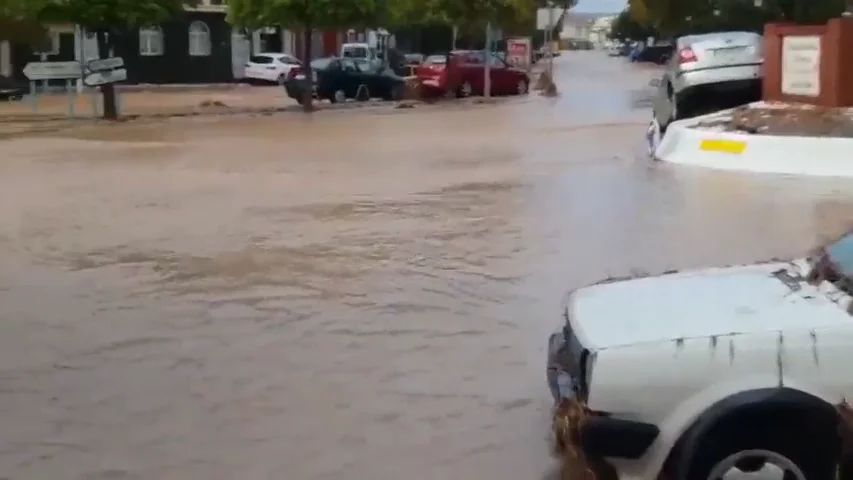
xmin=84 ymin=68 xmax=127 ymax=87
xmin=23 ymin=61 xmax=82 ymax=80
xmin=87 ymin=57 xmax=124 ymax=72
xmin=507 ymin=37 xmax=532 ymax=71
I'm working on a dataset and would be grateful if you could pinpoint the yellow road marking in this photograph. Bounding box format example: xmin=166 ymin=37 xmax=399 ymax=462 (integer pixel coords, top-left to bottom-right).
xmin=699 ymin=139 xmax=746 ymax=154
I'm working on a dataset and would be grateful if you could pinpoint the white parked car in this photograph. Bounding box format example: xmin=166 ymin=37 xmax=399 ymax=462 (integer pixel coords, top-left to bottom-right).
xmin=547 ymin=231 xmax=853 ymax=480
xmin=243 ymin=53 xmax=302 ymax=84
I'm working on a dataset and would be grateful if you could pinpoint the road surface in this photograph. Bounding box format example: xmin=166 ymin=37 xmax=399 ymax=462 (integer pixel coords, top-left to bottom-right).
xmin=1 ymin=51 xmax=852 ymax=480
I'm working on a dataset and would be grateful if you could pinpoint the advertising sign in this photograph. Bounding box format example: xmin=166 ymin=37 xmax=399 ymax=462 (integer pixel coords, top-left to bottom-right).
xmin=507 ymin=37 xmax=532 ymax=71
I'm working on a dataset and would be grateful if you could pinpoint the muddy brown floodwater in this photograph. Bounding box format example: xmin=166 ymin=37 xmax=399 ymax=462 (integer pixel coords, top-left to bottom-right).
xmin=2 ymin=51 xmax=853 ymax=480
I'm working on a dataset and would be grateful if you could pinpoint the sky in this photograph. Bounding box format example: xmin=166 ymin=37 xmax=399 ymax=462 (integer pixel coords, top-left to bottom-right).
xmin=572 ymin=0 xmax=626 ymax=13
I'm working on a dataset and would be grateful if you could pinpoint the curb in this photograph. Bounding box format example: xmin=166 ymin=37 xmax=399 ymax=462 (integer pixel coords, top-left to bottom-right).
xmin=654 ymin=108 xmax=853 ymax=178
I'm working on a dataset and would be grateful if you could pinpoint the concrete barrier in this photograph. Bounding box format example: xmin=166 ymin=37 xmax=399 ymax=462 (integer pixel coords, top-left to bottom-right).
xmin=654 ymin=108 xmax=853 ymax=177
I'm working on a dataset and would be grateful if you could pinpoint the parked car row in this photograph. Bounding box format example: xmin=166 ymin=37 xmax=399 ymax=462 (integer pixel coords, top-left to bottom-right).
xmin=282 ymin=49 xmax=531 ymax=105
xmin=533 ymin=45 xmax=562 ymax=64
xmin=416 ymin=50 xmax=530 ymax=98
xmin=608 ymin=41 xmax=673 ymax=65
xmin=284 ymin=57 xmax=406 ymax=104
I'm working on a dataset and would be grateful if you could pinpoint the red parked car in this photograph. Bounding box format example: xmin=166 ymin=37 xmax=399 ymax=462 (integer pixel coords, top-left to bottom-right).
xmin=417 ymin=50 xmax=530 ymax=98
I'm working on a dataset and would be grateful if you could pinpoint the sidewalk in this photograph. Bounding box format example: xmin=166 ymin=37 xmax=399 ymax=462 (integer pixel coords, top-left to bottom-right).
xmin=654 ymin=101 xmax=853 ymax=177
xmin=0 ymin=86 xmax=300 ymax=122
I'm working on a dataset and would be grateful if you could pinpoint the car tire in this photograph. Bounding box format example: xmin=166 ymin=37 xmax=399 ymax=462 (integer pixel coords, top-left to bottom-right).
xmin=329 ymin=89 xmax=346 ymax=103
xmin=677 ymin=421 xmax=837 ymax=480
xmin=384 ymin=84 xmax=404 ymax=101
xmin=355 ymin=84 xmax=370 ymax=102
xmin=516 ymin=79 xmax=529 ymax=95
xmin=457 ymin=81 xmax=472 ymax=98
xmin=277 ymin=74 xmax=287 ymax=85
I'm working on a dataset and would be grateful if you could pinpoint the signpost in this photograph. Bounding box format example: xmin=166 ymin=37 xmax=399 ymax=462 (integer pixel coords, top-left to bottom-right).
xmin=84 ymin=57 xmax=126 ymax=117
xmin=23 ymin=61 xmax=81 ymax=80
xmin=507 ymin=37 xmax=532 ymax=72
xmin=84 ymin=67 xmax=127 ymax=87
xmin=87 ymin=57 xmax=124 ymax=72
xmin=21 ymin=57 xmax=127 ymax=118
xmin=23 ymin=61 xmax=83 ymax=117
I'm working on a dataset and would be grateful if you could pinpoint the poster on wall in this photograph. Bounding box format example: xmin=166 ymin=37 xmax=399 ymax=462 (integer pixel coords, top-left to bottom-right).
xmin=781 ymin=35 xmax=821 ymax=97
xmin=507 ymin=37 xmax=532 ymax=71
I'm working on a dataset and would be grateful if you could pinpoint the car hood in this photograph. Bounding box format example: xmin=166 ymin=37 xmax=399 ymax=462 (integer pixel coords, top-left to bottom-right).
xmin=569 ymin=260 xmax=852 ymax=350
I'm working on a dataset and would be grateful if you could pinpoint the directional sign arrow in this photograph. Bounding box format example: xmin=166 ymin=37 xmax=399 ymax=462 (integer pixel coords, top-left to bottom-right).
xmin=23 ymin=61 xmax=82 ymax=80
xmin=84 ymin=68 xmax=127 ymax=87
xmin=87 ymin=57 xmax=124 ymax=72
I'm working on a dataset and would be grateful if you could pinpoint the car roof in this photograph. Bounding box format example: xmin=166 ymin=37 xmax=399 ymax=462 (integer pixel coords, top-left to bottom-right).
xmin=255 ymin=52 xmax=291 ymax=58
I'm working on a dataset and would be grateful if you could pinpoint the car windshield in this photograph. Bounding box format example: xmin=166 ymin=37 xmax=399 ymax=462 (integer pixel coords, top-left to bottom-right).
xmin=310 ymin=58 xmax=334 ymax=70
xmin=825 ymin=233 xmax=853 ymax=277
xmin=343 ymin=46 xmax=369 ymax=58
xmin=354 ymin=59 xmax=374 ymax=73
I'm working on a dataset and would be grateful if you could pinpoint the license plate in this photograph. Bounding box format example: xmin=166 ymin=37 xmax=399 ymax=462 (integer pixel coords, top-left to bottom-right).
xmin=423 ymin=78 xmax=438 ymax=86
xmin=713 ymin=47 xmax=746 ymax=61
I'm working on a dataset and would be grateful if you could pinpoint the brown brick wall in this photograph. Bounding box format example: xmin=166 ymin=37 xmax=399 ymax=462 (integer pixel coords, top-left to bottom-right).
xmin=763 ymin=19 xmax=853 ymax=107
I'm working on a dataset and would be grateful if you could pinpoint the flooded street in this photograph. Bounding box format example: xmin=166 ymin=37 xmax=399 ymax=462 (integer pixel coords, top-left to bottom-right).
xmin=3 ymin=51 xmax=853 ymax=480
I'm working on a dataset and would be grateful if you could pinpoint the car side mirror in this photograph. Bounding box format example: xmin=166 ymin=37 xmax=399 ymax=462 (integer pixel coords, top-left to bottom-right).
xmin=648 ymin=78 xmax=661 ymax=87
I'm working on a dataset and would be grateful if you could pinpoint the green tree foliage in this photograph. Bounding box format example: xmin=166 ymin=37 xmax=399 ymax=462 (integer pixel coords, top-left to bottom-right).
xmin=0 ymin=0 xmax=48 ymax=44
xmin=628 ymin=0 xmax=846 ymax=40
xmin=228 ymin=0 xmax=388 ymax=111
xmin=609 ymin=9 xmax=654 ymax=41
xmin=39 ymin=0 xmax=196 ymax=119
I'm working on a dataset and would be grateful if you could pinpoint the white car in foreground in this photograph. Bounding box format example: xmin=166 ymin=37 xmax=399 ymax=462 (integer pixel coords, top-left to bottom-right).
xmin=243 ymin=53 xmax=302 ymax=84
xmin=548 ymin=232 xmax=853 ymax=480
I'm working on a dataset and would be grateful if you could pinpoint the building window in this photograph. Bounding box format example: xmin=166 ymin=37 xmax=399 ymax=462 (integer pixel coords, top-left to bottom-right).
xmin=188 ymin=21 xmax=211 ymax=56
xmin=34 ymin=31 xmax=60 ymax=55
xmin=139 ymin=26 xmax=164 ymax=56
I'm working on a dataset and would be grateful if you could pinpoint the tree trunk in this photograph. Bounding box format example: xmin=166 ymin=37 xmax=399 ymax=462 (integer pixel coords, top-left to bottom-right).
xmin=301 ymin=28 xmax=314 ymax=113
xmin=95 ymin=30 xmax=118 ymax=120
xmin=484 ymin=22 xmax=491 ymax=99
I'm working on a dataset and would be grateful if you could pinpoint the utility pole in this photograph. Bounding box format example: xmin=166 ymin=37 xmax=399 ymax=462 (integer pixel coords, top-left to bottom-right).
xmin=546 ymin=2 xmax=554 ymax=80
xmin=484 ymin=21 xmax=492 ymax=99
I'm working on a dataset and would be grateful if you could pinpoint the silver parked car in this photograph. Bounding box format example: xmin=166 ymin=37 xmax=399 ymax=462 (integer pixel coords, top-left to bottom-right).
xmin=647 ymin=31 xmax=763 ymax=154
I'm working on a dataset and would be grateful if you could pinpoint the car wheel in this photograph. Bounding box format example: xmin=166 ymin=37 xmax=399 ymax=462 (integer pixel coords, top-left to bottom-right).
xmin=330 ymin=89 xmax=346 ymax=103
xmin=385 ymin=84 xmax=404 ymax=101
xmin=457 ymin=81 xmax=472 ymax=98
xmin=670 ymin=91 xmax=679 ymax=122
xmin=277 ymin=74 xmax=287 ymax=85
xmin=355 ymin=84 xmax=370 ymax=102
xmin=516 ymin=79 xmax=529 ymax=95
xmin=677 ymin=422 xmax=837 ymax=480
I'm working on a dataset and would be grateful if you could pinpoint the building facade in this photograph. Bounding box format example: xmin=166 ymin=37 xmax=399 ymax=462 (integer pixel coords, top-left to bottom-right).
xmin=0 ymin=0 xmax=345 ymax=86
